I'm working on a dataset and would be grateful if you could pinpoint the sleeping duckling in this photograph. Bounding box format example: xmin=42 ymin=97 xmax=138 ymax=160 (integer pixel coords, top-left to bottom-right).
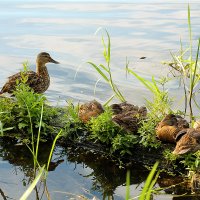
xmin=78 ymin=100 xmax=104 ymax=123
xmin=110 ymin=102 xmax=147 ymax=133
xmin=173 ymin=122 xmax=200 ymax=155
xmin=156 ymin=114 xmax=189 ymax=143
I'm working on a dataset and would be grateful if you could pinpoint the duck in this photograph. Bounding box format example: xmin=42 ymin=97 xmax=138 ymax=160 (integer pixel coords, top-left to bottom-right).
xmin=156 ymin=114 xmax=189 ymax=143
xmin=0 ymin=52 xmax=59 ymax=94
xmin=110 ymin=102 xmax=147 ymax=133
xmin=78 ymin=100 xmax=104 ymax=123
xmin=172 ymin=122 xmax=200 ymax=155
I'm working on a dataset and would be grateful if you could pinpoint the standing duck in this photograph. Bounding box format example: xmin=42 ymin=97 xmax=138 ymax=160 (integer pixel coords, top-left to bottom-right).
xmin=0 ymin=52 xmax=59 ymax=94
xmin=156 ymin=114 xmax=189 ymax=143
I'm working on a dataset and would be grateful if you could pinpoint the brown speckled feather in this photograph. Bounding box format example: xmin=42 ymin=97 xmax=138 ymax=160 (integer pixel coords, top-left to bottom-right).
xmin=110 ymin=102 xmax=147 ymax=133
xmin=0 ymin=52 xmax=59 ymax=94
xmin=156 ymin=114 xmax=189 ymax=143
xmin=1 ymin=71 xmax=49 ymax=94
xmin=173 ymin=128 xmax=200 ymax=155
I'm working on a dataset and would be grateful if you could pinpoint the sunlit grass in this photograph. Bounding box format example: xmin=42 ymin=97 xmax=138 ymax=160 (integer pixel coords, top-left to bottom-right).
xmin=88 ymin=29 xmax=126 ymax=103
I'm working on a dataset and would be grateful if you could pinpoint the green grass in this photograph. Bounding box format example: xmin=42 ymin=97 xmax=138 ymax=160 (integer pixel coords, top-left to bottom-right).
xmin=163 ymin=5 xmax=200 ymax=121
xmin=125 ymin=162 xmax=159 ymax=200
xmin=88 ymin=29 xmax=126 ymax=103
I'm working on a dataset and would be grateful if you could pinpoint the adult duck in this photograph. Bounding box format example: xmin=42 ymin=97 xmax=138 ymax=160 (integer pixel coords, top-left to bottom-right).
xmin=0 ymin=52 xmax=59 ymax=94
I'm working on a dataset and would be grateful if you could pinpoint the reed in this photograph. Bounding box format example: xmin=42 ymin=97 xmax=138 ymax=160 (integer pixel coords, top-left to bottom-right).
xmin=88 ymin=29 xmax=126 ymax=102
xmin=125 ymin=162 xmax=159 ymax=200
xmin=164 ymin=5 xmax=200 ymax=121
xmin=19 ymin=166 xmax=45 ymax=200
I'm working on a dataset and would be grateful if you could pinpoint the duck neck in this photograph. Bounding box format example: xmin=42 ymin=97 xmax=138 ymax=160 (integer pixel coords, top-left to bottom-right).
xmin=36 ymin=62 xmax=49 ymax=78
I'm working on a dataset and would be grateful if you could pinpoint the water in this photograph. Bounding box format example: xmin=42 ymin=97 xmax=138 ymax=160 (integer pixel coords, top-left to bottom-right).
xmin=0 ymin=1 xmax=200 ymax=199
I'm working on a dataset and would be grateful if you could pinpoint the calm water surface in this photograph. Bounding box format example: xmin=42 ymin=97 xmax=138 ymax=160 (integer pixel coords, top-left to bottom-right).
xmin=0 ymin=1 xmax=200 ymax=199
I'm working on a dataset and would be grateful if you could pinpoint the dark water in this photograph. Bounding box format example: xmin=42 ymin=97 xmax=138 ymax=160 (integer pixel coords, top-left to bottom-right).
xmin=0 ymin=1 xmax=200 ymax=199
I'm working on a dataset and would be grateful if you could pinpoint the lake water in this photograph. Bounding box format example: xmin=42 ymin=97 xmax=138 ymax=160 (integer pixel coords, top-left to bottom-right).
xmin=0 ymin=1 xmax=200 ymax=199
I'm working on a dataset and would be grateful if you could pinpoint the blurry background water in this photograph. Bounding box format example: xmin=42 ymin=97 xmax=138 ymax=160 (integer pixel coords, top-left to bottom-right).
xmin=0 ymin=1 xmax=199 ymax=199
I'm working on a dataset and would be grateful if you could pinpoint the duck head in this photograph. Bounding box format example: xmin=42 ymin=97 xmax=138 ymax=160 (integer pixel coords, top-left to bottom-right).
xmin=36 ymin=52 xmax=59 ymax=65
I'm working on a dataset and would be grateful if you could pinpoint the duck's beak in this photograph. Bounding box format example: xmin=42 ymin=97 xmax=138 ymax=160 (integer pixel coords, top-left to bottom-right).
xmin=49 ymin=57 xmax=59 ymax=64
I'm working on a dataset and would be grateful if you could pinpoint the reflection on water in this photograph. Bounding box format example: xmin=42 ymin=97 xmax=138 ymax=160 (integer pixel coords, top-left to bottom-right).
xmin=0 ymin=137 xmax=198 ymax=200
xmin=0 ymin=1 xmax=200 ymax=199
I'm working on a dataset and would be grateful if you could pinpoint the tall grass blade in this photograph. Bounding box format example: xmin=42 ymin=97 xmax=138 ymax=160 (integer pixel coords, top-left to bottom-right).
xmin=20 ymin=166 xmax=45 ymax=200
xmin=128 ymin=69 xmax=155 ymax=93
xmin=88 ymin=29 xmax=125 ymax=102
xmin=103 ymin=94 xmax=115 ymax=106
xmin=125 ymin=170 xmax=130 ymax=200
xmin=188 ymin=4 xmax=192 ymax=60
xmin=35 ymin=103 xmax=44 ymax=162
xmin=145 ymin=169 xmax=159 ymax=200
xmin=189 ymin=38 xmax=200 ymax=119
xmin=87 ymin=62 xmax=109 ymax=82
xmin=94 ymin=78 xmax=101 ymax=95
xmin=139 ymin=161 xmax=159 ymax=200
xmin=46 ymin=129 xmax=63 ymax=172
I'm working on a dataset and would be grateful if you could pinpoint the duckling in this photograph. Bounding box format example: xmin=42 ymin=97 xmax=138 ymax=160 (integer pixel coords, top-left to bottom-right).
xmin=156 ymin=114 xmax=189 ymax=143
xmin=110 ymin=102 xmax=147 ymax=133
xmin=78 ymin=100 xmax=104 ymax=123
xmin=173 ymin=122 xmax=200 ymax=155
xmin=0 ymin=52 xmax=59 ymax=94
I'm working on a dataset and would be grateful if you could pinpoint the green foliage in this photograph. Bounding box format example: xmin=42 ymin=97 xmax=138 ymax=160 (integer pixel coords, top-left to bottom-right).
xmin=87 ymin=107 xmax=140 ymax=155
xmin=138 ymin=116 xmax=161 ymax=149
xmin=0 ymin=98 xmax=16 ymax=130
xmin=163 ymin=5 xmax=200 ymax=120
xmin=163 ymin=149 xmax=178 ymax=162
xmin=179 ymin=151 xmax=200 ymax=172
xmin=128 ymin=70 xmax=172 ymax=118
xmin=0 ymin=120 xmax=13 ymax=136
xmin=111 ymin=133 xmax=139 ymax=155
xmin=65 ymin=100 xmax=81 ymax=123
xmin=62 ymin=101 xmax=87 ymax=140
xmin=0 ymin=82 xmax=61 ymax=138
xmin=88 ymin=108 xmax=119 ymax=144
xmin=13 ymin=83 xmax=46 ymax=134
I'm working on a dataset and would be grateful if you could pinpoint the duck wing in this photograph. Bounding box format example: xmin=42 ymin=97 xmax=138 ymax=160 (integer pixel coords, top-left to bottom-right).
xmin=1 ymin=71 xmax=38 ymax=93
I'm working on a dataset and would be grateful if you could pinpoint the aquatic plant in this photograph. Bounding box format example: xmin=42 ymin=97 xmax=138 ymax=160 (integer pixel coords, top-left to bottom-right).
xmin=20 ymin=166 xmax=45 ymax=200
xmin=88 ymin=107 xmax=120 ymax=145
xmin=127 ymin=71 xmax=172 ymax=119
xmin=88 ymin=29 xmax=126 ymax=103
xmin=125 ymin=162 xmax=159 ymax=200
xmin=138 ymin=116 xmax=161 ymax=149
xmin=163 ymin=5 xmax=200 ymax=121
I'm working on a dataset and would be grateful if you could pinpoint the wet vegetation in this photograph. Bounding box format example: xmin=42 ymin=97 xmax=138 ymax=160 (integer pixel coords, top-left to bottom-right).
xmin=0 ymin=5 xmax=200 ymax=200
